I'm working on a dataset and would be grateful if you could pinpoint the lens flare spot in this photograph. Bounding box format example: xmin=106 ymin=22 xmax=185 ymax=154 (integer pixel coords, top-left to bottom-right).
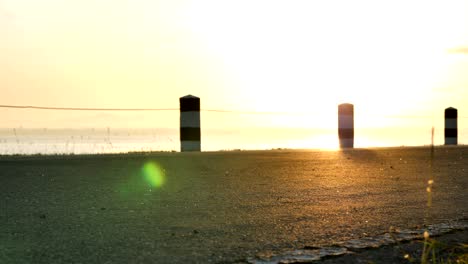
xmin=142 ymin=162 xmax=165 ymax=188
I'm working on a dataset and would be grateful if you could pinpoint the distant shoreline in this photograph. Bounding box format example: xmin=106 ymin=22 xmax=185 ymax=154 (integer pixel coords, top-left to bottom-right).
xmin=0 ymin=144 xmax=466 ymax=161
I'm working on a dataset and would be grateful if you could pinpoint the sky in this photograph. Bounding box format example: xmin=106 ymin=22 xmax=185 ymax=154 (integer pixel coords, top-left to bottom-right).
xmin=1 ymin=0 xmax=468 ymax=150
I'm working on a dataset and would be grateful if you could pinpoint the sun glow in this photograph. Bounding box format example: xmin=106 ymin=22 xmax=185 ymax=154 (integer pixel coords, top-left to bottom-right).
xmin=304 ymin=134 xmax=340 ymax=151
xmin=186 ymin=0 xmax=467 ymax=128
xmin=1 ymin=0 xmax=467 ymax=150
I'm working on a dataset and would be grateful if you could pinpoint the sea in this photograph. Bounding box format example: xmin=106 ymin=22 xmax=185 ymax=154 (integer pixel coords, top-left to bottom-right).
xmin=0 ymin=128 xmax=179 ymax=155
xmin=1 ymin=126 xmax=467 ymax=155
xmin=0 ymin=127 xmax=338 ymax=154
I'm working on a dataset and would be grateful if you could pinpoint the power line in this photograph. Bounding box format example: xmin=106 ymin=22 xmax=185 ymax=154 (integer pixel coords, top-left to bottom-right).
xmin=0 ymin=104 xmax=467 ymax=118
xmin=0 ymin=105 xmax=178 ymax=111
xmin=203 ymin=109 xmax=314 ymax=115
xmin=377 ymin=115 xmax=434 ymax=119
xmin=0 ymin=104 xmax=314 ymax=115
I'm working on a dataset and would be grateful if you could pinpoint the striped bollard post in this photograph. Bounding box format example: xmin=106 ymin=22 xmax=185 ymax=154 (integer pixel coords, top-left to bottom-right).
xmin=180 ymin=95 xmax=201 ymax=152
xmin=338 ymin=103 xmax=354 ymax=148
xmin=444 ymin=107 xmax=457 ymax=145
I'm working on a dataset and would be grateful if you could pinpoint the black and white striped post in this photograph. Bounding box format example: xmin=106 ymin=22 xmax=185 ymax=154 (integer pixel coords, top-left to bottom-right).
xmin=180 ymin=95 xmax=201 ymax=152
xmin=338 ymin=103 xmax=354 ymax=149
xmin=444 ymin=107 xmax=458 ymax=145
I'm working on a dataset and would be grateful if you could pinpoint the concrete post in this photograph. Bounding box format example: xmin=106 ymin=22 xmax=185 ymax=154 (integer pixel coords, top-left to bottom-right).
xmin=444 ymin=107 xmax=457 ymax=145
xmin=338 ymin=103 xmax=354 ymax=148
xmin=180 ymin=95 xmax=201 ymax=152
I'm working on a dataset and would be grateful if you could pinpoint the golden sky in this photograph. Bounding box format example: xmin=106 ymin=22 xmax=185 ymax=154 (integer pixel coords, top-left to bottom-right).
xmin=1 ymin=0 xmax=468 ymax=148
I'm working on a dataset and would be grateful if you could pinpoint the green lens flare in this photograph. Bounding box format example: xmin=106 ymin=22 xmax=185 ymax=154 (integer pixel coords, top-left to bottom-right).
xmin=142 ymin=162 xmax=165 ymax=188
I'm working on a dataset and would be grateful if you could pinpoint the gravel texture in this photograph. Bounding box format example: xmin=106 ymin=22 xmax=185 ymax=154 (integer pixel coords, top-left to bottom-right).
xmin=0 ymin=146 xmax=467 ymax=263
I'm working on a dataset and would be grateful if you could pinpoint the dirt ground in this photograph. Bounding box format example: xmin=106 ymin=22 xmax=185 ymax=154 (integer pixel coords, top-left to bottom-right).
xmin=1 ymin=146 xmax=467 ymax=263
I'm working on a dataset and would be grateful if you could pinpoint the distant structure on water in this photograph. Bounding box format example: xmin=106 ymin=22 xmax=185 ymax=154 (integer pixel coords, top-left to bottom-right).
xmin=180 ymin=95 xmax=201 ymax=152
xmin=338 ymin=103 xmax=354 ymax=148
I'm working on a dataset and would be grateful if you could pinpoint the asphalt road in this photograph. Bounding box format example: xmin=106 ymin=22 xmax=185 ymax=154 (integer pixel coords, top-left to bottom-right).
xmin=0 ymin=146 xmax=467 ymax=263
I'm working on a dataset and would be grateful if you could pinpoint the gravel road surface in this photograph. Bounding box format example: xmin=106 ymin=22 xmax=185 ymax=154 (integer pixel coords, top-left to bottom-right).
xmin=1 ymin=146 xmax=467 ymax=263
